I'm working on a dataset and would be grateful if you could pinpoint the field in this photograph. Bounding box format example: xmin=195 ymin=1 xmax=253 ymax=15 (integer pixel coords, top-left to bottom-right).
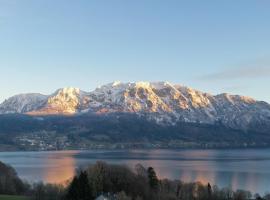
xmin=0 ymin=195 xmax=29 ymax=200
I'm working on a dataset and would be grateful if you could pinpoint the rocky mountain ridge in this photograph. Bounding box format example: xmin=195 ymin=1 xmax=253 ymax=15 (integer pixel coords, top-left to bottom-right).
xmin=0 ymin=81 xmax=270 ymax=131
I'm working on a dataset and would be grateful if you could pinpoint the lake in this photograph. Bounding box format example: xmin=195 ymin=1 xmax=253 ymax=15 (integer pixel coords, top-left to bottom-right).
xmin=0 ymin=149 xmax=270 ymax=194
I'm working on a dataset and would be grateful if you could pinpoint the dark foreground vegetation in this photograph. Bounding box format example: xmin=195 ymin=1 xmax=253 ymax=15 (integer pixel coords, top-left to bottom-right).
xmin=1 ymin=161 xmax=270 ymax=200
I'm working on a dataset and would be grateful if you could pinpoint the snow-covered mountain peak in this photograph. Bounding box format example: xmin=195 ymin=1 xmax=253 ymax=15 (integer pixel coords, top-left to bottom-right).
xmin=0 ymin=93 xmax=47 ymax=114
xmin=111 ymin=81 xmax=122 ymax=87
xmin=0 ymin=81 xmax=269 ymax=130
xmin=32 ymin=87 xmax=88 ymax=115
xmin=52 ymin=87 xmax=81 ymax=96
xmin=49 ymin=87 xmax=81 ymax=103
xmin=133 ymin=81 xmax=151 ymax=88
xmin=151 ymin=81 xmax=174 ymax=89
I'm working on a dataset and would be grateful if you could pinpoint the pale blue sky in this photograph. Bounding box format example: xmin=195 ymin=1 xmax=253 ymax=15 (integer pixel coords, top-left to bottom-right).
xmin=0 ymin=0 xmax=270 ymax=102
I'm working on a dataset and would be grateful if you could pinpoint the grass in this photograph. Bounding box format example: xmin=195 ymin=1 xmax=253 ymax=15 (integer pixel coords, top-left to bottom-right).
xmin=0 ymin=195 xmax=29 ymax=200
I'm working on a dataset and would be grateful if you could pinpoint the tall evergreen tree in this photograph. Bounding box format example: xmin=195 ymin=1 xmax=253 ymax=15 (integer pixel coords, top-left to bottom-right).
xmin=208 ymin=183 xmax=212 ymax=199
xmin=66 ymin=176 xmax=79 ymax=200
xmin=66 ymin=171 xmax=93 ymax=200
xmin=147 ymin=167 xmax=159 ymax=190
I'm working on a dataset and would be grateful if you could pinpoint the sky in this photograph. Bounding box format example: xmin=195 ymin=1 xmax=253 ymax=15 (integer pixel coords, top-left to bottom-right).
xmin=0 ymin=0 xmax=270 ymax=103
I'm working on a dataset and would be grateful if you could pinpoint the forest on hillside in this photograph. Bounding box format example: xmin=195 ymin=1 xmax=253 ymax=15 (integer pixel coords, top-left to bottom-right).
xmin=0 ymin=113 xmax=270 ymax=151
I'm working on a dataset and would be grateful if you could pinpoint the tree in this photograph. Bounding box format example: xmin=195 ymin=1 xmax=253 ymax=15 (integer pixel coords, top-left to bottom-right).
xmin=88 ymin=161 xmax=107 ymax=196
xmin=147 ymin=167 xmax=159 ymax=190
xmin=32 ymin=183 xmax=45 ymax=200
xmin=66 ymin=171 xmax=93 ymax=200
xmin=135 ymin=164 xmax=147 ymax=178
xmin=233 ymin=190 xmax=252 ymax=200
xmin=264 ymin=193 xmax=270 ymax=200
xmin=66 ymin=177 xmax=79 ymax=200
xmin=116 ymin=191 xmax=132 ymax=200
xmin=207 ymin=183 xmax=212 ymax=199
xmin=0 ymin=161 xmax=27 ymax=195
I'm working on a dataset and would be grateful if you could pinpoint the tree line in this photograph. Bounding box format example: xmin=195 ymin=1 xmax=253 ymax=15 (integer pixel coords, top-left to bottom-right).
xmin=1 ymin=160 xmax=270 ymax=200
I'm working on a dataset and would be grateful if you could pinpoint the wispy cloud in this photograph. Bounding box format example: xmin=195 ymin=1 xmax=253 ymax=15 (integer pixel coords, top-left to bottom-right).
xmin=199 ymin=59 xmax=270 ymax=81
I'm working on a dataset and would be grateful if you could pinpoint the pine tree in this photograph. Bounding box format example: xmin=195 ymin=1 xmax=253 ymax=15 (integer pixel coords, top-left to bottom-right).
xmin=66 ymin=171 xmax=93 ymax=200
xmin=147 ymin=167 xmax=159 ymax=190
xmin=66 ymin=176 xmax=79 ymax=200
xmin=207 ymin=183 xmax=212 ymax=199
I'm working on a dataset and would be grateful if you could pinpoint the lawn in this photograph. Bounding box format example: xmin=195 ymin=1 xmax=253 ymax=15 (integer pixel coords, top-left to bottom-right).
xmin=0 ymin=195 xmax=29 ymax=200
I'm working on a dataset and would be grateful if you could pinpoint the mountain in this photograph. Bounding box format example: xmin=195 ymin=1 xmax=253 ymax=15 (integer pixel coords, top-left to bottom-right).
xmin=0 ymin=88 xmax=87 ymax=115
xmin=1 ymin=81 xmax=270 ymax=131
xmin=0 ymin=81 xmax=270 ymax=150
xmin=0 ymin=93 xmax=47 ymax=114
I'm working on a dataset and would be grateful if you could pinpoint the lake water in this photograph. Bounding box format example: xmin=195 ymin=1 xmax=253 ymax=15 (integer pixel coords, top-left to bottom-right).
xmin=0 ymin=149 xmax=270 ymax=194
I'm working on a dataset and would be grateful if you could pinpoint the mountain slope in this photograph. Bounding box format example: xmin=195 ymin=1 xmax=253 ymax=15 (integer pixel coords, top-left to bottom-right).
xmin=28 ymin=87 xmax=90 ymax=115
xmin=0 ymin=93 xmax=47 ymax=114
xmin=0 ymin=88 xmax=89 ymax=115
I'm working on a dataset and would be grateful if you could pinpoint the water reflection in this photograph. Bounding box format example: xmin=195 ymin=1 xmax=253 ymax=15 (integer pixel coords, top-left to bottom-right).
xmin=42 ymin=152 xmax=77 ymax=183
xmin=0 ymin=149 xmax=270 ymax=194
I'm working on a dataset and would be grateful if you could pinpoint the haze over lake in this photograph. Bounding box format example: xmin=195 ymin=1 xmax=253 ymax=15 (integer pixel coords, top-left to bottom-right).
xmin=0 ymin=149 xmax=270 ymax=194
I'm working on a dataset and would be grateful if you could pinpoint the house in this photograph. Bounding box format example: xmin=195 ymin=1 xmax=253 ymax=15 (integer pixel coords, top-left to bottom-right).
xmin=95 ymin=194 xmax=116 ymax=200
xmin=95 ymin=195 xmax=109 ymax=200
